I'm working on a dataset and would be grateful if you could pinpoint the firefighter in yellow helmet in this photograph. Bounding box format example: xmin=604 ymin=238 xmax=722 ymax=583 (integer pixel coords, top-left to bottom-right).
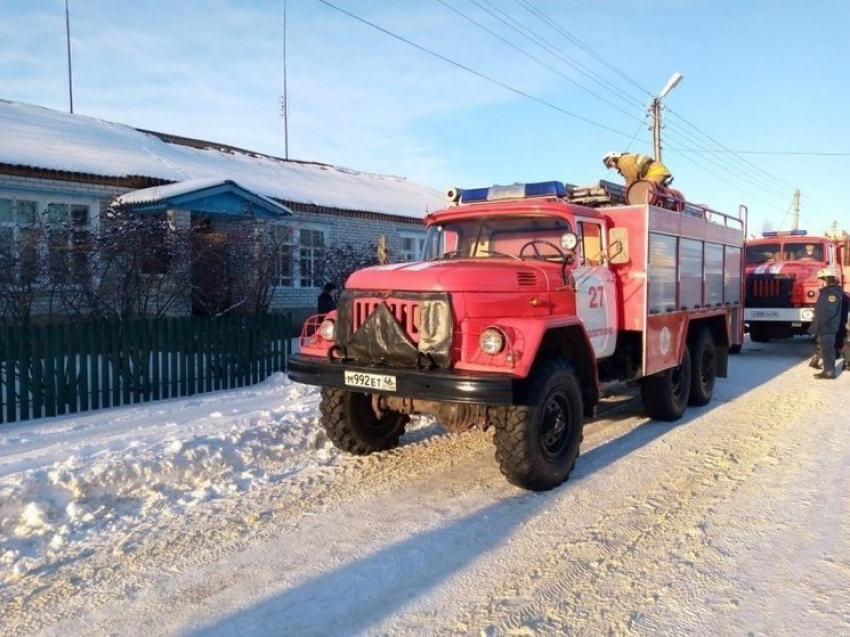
xmin=603 ymin=151 xmax=673 ymax=187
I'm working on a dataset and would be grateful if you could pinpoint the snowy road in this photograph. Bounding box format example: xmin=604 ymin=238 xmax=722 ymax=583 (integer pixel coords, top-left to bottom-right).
xmin=1 ymin=337 xmax=848 ymax=636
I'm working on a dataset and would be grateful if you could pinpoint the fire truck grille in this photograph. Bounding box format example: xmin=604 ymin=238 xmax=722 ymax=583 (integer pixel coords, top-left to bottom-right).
xmin=336 ymin=292 xmax=452 ymax=368
xmin=745 ymin=275 xmax=794 ymax=307
xmin=353 ymin=298 xmax=421 ymax=343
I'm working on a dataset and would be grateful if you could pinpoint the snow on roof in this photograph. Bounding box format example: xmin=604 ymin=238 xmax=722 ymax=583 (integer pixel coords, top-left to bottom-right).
xmin=114 ymin=177 xmax=232 ymax=204
xmin=113 ymin=178 xmax=293 ymax=216
xmin=0 ymin=99 xmax=445 ymax=219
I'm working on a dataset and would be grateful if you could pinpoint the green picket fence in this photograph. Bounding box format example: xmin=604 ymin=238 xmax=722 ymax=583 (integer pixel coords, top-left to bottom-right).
xmin=0 ymin=314 xmax=292 ymax=424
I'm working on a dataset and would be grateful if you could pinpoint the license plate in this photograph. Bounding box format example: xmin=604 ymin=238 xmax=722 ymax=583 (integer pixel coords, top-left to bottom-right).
xmin=344 ymin=371 xmax=397 ymax=392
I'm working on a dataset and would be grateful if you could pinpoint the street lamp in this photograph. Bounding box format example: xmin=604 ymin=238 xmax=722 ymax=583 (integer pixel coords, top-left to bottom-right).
xmin=650 ymin=72 xmax=683 ymax=162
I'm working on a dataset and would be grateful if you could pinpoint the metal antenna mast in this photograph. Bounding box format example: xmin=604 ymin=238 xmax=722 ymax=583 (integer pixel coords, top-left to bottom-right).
xmin=282 ymin=0 xmax=290 ymax=159
xmin=65 ymin=0 xmax=74 ymax=113
xmin=792 ymin=189 xmax=801 ymax=230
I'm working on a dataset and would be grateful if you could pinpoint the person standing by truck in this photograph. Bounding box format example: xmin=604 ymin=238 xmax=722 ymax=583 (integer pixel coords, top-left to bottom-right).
xmin=809 ymin=269 xmax=844 ymax=379
xmin=808 ymin=285 xmax=848 ymax=370
xmin=841 ymin=291 xmax=850 ymax=371
xmin=317 ymin=282 xmax=337 ymax=316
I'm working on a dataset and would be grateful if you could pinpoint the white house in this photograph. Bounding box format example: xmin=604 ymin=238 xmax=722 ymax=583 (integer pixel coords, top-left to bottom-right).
xmin=0 ymin=99 xmax=445 ymax=321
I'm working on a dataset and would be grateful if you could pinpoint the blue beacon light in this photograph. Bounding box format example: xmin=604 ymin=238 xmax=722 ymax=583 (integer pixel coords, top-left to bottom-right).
xmin=458 ymin=181 xmax=565 ymax=204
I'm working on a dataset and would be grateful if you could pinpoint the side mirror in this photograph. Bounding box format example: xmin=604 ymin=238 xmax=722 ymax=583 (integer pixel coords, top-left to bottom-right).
xmin=560 ymin=232 xmax=578 ymax=251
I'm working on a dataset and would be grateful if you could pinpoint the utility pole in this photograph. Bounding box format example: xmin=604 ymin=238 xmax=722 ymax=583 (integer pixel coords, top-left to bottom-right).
xmin=650 ymin=98 xmax=662 ymax=162
xmin=792 ymin=189 xmax=800 ymax=230
xmin=650 ymin=73 xmax=683 ymax=162
xmin=65 ymin=0 xmax=74 ymax=113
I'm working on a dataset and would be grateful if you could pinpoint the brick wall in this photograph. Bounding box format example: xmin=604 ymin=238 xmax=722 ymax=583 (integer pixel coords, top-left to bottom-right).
xmin=268 ymin=205 xmax=426 ymax=319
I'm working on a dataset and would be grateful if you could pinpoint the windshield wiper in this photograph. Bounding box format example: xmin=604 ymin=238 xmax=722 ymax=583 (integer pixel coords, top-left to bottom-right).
xmin=431 ymin=250 xmax=466 ymax=261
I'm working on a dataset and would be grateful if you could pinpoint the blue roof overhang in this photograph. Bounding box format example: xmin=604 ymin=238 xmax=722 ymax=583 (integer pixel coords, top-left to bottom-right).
xmin=113 ymin=179 xmax=292 ymax=218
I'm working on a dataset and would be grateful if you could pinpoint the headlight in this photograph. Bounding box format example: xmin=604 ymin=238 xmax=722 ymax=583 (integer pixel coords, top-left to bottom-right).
xmin=479 ymin=327 xmax=506 ymax=355
xmin=806 ymin=290 xmax=816 ymax=299
xmin=318 ymin=318 xmax=336 ymax=341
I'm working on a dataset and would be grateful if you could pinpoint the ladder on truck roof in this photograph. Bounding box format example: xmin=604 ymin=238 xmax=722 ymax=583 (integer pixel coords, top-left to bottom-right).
xmin=568 ymin=180 xmax=721 ymax=221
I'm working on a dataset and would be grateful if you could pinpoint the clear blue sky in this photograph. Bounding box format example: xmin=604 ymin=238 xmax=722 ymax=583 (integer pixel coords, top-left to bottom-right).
xmin=2 ymin=0 xmax=848 ymax=236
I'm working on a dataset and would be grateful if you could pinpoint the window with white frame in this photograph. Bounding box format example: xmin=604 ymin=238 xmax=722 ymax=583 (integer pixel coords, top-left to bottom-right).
xmin=299 ymin=227 xmax=326 ymax=287
xmin=0 ymin=197 xmax=40 ymax=284
xmin=271 ymin=224 xmax=327 ymax=288
xmin=0 ymin=194 xmax=95 ymax=285
xmin=45 ymin=202 xmax=91 ymax=283
xmin=271 ymin=224 xmax=294 ymax=287
xmin=399 ymin=231 xmax=427 ymax=262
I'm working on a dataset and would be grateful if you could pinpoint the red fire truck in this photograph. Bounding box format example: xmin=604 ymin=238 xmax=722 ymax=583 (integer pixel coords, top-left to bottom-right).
xmin=744 ymin=230 xmax=850 ymax=342
xmin=288 ymin=180 xmax=746 ymax=491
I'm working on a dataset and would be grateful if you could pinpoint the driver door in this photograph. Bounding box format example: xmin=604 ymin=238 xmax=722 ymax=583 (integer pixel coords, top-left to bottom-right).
xmin=573 ymin=218 xmax=617 ymax=358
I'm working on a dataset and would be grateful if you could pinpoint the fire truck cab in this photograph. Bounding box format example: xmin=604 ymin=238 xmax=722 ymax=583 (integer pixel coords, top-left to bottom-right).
xmin=289 ymin=180 xmax=746 ymax=491
xmin=744 ymin=230 xmax=850 ymax=341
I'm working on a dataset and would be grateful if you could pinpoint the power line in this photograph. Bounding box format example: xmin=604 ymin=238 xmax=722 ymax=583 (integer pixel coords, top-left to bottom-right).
xmin=495 ymin=1 xmax=804 ymax=203
xmin=672 ymin=150 xmax=791 ymax=216
xmin=467 ymin=0 xmax=648 ymax=112
xmin=660 ymin=127 xmax=794 ymax=203
xmin=315 ymin=0 xmax=633 ymax=137
xmin=315 ymin=1 xmax=818 ymax=217
xmin=475 ymin=0 xmax=800 ymax=205
xmin=665 ymin=108 xmax=797 ymax=191
xmin=668 ymin=149 xmax=850 ymax=156
xmin=511 ymin=0 xmax=652 ymax=99
xmin=432 ymin=0 xmax=644 ymax=123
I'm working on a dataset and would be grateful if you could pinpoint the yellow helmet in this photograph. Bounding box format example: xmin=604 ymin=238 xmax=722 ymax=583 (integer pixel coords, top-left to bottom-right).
xmin=817 ymin=267 xmax=838 ymax=279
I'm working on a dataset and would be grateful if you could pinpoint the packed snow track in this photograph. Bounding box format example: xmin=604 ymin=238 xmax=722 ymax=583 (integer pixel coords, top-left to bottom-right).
xmin=0 ymin=337 xmax=848 ymax=636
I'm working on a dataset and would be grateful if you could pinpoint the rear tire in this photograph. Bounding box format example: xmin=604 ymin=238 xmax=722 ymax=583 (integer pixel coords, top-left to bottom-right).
xmin=688 ymin=328 xmax=717 ymax=406
xmin=641 ymin=348 xmax=692 ymax=421
xmin=494 ymin=357 xmax=583 ymax=491
xmin=319 ymin=388 xmax=409 ymax=454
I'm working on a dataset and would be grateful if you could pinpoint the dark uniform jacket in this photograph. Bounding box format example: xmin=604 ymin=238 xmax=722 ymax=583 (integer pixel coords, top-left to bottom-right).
xmin=808 ymin=283 xmax=844 ymax=335
xmin=317 ymin=291 xmax=336 ymax=315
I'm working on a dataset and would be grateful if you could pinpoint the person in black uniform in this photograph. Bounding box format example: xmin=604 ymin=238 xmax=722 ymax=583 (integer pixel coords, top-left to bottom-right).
xmin=808 ymin=286 xmax=849 ymax=371
xmin=317 ymin=282 xmax=337 ymax=316
xmin=808 ymin=269 xmax=844 ymax=379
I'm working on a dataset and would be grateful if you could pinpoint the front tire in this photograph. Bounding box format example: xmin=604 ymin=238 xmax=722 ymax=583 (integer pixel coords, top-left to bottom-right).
xmin=641 ymin=348 xmax=692 ymax=421
xmin=494 ymin=357 xmax=584 ymax=491
xmin=749 ymin=325 xmax=770 ymax=343
xmin=688 ymin=328 xmax=717 ymax=406
xmin=319 ymin=388 xmax=409 ymax=455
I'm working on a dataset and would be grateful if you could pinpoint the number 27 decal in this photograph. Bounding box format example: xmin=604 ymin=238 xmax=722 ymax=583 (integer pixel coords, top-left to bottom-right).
xmin=589 ymin=285 xmax=605 ymax=308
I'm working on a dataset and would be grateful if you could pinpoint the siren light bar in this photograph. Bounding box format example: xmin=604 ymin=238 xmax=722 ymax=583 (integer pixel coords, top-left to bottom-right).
xmin=762 ymin=230 xmax=808 ymax=237
xmin=458 ymin=181 xmax=566 ymax=204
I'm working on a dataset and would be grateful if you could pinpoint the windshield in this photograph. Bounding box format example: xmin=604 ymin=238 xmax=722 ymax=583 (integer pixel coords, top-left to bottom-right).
xmin=746 ymin=243 xmax=780 ymax=264
xmin=785 ymin=242 xmax=824 ymax=261
xmin=424 ymin=215 xmax=572 ymax=261
xmin=746 ymin=241 xmax=825 ymax=264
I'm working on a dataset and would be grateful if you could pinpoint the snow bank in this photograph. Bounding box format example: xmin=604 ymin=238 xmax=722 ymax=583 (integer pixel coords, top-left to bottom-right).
xmin=0 ymin=374 xmax=332 ymax=581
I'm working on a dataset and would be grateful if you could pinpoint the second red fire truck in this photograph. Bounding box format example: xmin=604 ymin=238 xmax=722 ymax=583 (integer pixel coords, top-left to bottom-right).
xmin=744 ymin=230 xmax=850 ymax=342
